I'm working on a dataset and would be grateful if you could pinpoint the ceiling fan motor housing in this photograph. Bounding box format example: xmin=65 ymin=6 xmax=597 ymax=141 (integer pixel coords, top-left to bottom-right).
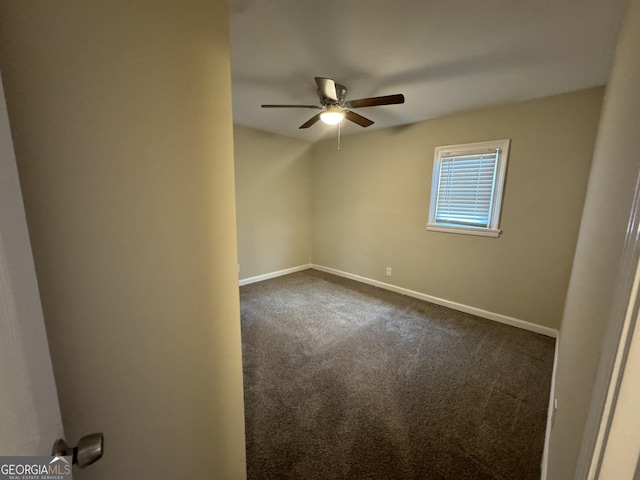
xmin=336 ymin=84 xmax=347 ymax=104
xmin=319 ymin=83 xmax=347 ymax=105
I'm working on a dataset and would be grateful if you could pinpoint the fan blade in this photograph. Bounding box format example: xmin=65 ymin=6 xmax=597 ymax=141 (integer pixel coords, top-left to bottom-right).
xmin=344 ymin=110 xmax=374 ymax=128
xmin=346 ymin=94 xmax=405 ymax=109
xmin=315 ymin=77 xmax=338 ymax=102
xmin=299 ymin=113 xmax=322 ymax=129
xmin=261 ymin=104 xmax=321 ymax=109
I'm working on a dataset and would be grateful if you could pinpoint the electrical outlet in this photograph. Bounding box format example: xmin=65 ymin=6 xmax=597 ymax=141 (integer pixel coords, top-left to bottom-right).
xmin=385 ymin=267 xmax=392 ymax=277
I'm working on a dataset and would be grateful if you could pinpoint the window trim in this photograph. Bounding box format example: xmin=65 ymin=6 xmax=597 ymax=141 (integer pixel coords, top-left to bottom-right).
xmin=426 ymin=139 xmax=510 ymax=237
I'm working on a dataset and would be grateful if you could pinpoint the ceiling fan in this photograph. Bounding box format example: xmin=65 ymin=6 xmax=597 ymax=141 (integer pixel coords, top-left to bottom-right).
xmin=261 ymin=77 xmax=405 ymax=130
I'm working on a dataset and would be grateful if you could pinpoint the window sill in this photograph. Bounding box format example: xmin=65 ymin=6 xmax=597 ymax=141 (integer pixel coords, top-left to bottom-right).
xmin=425 ymin=224 xmax=501 ymax=238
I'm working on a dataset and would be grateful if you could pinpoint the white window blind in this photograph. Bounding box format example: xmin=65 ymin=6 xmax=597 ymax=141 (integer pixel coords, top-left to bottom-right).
xmin=427 ymin=139 xmax=509 ymax=237
xmin=434 ymin=151 xmax=499 ymax=228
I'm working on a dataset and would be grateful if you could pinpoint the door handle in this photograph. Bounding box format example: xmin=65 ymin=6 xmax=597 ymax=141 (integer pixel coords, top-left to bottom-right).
xmin=52 ymin=433 xmax=104 ymax=468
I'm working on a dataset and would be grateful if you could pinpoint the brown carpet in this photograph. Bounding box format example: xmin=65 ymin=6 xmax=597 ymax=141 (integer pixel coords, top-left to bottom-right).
xmin=240 ymin=269 xmax=554 ymax=479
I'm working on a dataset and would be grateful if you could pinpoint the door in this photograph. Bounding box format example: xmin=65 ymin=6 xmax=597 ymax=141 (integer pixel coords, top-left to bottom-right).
xmin=598 ymin=317 xmax=640 ymax=478
xmin=0 ymin=70 xmax=64 ymax=455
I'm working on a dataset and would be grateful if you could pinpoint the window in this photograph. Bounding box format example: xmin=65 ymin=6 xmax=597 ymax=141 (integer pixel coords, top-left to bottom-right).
xmin=427 ymin=139 xmax=510 ymax=237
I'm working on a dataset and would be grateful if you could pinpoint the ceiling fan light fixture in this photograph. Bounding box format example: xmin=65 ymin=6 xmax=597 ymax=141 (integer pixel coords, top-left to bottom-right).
xmin=320 ymin=110 xmax=345 ymax=125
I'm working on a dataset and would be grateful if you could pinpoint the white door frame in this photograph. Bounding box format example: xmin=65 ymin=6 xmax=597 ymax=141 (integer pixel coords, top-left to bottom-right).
xmin=0 ymin=69 xmax=63 ymax=455
xmin=580 ymin=170 xmax=640 ymax=479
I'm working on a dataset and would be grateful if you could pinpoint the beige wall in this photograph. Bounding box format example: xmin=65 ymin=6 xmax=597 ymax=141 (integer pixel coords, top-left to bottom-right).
xmin=234 ymin=125 xmax=313 ymax=280
xmin=311 ymin=89 xmax=603 ymax=330
xmin=0 ymin=2 xmax=246 ymax=479
xmin=547 ymin=0 xmax=640 ymax=476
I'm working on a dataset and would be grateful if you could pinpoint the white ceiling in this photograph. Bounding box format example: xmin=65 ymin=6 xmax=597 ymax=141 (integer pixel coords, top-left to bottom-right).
xmin=229 ymin=0 xmax=628 ymax=142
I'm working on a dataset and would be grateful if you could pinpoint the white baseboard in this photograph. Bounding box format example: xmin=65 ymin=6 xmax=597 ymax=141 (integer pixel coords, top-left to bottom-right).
xmin=540 ymin=335 xmax=560 ymax=480
xmin=238 ymin=262 xmax=559 ymax=338
xmin=239 ymin=264 xmax=312 ymax=286
xmin=310 ymin=264 xmax=559 ymax=338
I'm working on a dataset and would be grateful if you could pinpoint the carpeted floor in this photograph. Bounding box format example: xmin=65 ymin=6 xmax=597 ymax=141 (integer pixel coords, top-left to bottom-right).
xmin=240 ymin=269 xmax=555 ymax=480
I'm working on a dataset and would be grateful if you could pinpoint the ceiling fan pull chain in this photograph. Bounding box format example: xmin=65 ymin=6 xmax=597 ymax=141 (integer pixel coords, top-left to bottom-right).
xmin=337 ymin=122 xmax=341 ymax=151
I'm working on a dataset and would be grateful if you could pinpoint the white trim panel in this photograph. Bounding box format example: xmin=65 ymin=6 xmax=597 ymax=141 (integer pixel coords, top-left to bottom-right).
xmin=239 ymin=264 xmax=312 ymax=286
xmin=541 ymin=334 xmax=561 ymax=479
xmin=426 ymin=224 xmax=501 ymax=237
xmin=310 ymin=264 xmax=558 ymax=338
xmin=0 ymin=73 xmax=64 ymax=454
